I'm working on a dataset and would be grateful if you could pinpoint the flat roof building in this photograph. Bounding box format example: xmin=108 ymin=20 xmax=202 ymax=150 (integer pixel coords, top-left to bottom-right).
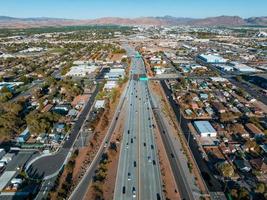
xmin=197 ymin=54 xmax=227 ymax=64
xmin=194 ymin=121 xmax=217 ymax=137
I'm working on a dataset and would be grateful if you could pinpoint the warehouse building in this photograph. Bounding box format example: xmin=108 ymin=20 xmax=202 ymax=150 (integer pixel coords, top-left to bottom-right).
xmin=193 ymin=121 xmax=217 ymax=137
xmin=197 ymin=54 xmax=227 ymax=64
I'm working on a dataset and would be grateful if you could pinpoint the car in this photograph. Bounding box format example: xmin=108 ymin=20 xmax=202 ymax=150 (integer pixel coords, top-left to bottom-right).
xmin=128 ymin=130 xmax=130 ymax=134
xmin=128 ymin=172 xmax=131 ymax=180
xmin=122 ymin=186 xmax=126 ymax=194
xmin=153 ymin=160 xmax=156 ymax=165
xmin=131 ymin=138 xmax=133 ymax=143
xmin=143 ymin=142 xmax=146 ymax=147
xmin=148 ymin=156 xmax=152 ymax=162
xmin=126 ymin=142 xmax=129 ymax=149
xmin=132 ymin=187 xmax=136 ymax=198
xmin=156 ymin=193 xmax=161 ymax=200
xmin=133 ymin=161 xmax=137 ymax=167
xmin=104 ymin=141 xmax=108 ymax=148
xmin=151 ymin=144 xmax=154 ymax=149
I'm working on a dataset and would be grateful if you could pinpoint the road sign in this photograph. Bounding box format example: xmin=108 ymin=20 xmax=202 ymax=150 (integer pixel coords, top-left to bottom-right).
xmin=139 ymin=77 xmax=148 ymax=81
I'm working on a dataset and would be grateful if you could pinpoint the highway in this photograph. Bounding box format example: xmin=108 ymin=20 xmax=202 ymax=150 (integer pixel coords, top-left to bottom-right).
xmin=113 ymin=50 xmax=163 ymax=200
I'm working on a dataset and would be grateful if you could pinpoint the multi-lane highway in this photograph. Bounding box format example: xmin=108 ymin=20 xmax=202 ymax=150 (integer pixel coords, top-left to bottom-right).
xmin=114 ymin=51 xmax=163 ymax=200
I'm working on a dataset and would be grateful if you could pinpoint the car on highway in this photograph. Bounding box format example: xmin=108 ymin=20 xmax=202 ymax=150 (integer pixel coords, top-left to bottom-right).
xmin=148 ymin=156 xmax=152 ymax=162
xmin=126 ymin=142 xmax=129 ymax=149
xmin=122 ymin=186 xmax=126 ymax=194
xmin=151 ymin=144 xmax=154 ymax=149
xmin=133 ymin=161 xmax=136 ymax=167
xmin=127 ymin=172 xmax=131 ymax=180
xmin=132 ymin=187 xmax=136 ymax=198
xmin=153 ymin=160 xmax=156 ymax=165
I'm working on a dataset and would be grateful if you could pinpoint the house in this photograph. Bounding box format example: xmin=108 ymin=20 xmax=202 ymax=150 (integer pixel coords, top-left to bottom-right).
xmin=245 ymin=123 xmax=264 ymax=139
xmin=249 ymin=158 xmax=267 ymax=174
xmin=71 ymin=95 xmax=89 ymax=109
xmin=104 ymin=81 xmax=117 ymax=90
xmin=67 ymin=109 xmax=78 ymax=118
xmin=53 ymin=123 xmax=65 ymax=133
xmin=234 ymin=159 xmax=251 ymax=172
xmin=199 ymin=93 xmax=208 ymax=100
xmin=16 ymin=127 xmax=30 ymax=143
xmin=41 ymin=104 xmax=53 ymax=113
xmin=191 ymin=102 xmax=199 ymax=110
xmin=53 ymin=104 xmax=71 ymax=115
xmin=94 ymin=100 xmax=105 ymax=109
xmin=212 ymin=102 xmax=226 ymax=113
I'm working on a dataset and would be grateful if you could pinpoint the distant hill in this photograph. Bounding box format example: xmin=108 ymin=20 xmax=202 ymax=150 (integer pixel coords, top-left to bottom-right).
xmin=0 ymin=15 xmax=267 ymax=28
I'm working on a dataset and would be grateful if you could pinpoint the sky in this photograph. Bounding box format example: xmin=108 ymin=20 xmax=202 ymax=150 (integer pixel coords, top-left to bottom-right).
xmin=1 ymin=0 xmax=267 ymax=19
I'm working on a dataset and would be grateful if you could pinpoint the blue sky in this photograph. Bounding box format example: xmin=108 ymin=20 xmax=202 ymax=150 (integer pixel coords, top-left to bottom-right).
xmin=1 ymin=0 xmax=266 ymax=19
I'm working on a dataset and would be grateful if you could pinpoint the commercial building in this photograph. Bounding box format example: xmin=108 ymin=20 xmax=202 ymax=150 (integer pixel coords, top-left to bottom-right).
xmin=193 ymin=121 xmax=217 ymax=137
xmin=230 ymin=62 xmax=258 ymax=73
xmin=66 ymin=64 xmax=98 ymax=77
xmin=197 ymin=54 xmax=227 ymax=64
xmin=104 ymin=68 xmax=125 ymax=80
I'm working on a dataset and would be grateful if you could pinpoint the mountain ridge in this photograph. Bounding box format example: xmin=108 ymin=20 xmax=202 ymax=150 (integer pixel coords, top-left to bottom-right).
xmin=0 ymin=15 xmax=266 ymax=28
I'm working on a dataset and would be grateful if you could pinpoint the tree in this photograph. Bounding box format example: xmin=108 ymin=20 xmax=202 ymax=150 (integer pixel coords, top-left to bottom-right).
xmin=218 ymin=162 xmax=235 ymax=178
xmin=255 ymin=182 xmax=266 ymax=194
xmin=26 ymin=111 xmax=60 ymax=135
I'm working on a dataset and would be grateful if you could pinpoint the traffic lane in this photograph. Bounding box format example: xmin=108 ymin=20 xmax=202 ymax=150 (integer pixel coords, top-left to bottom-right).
xmin=147 ymin=94 xmax=163 ymax=199
xmin=139 ymin=86 xmax=150 ymax=200
xmin=124 ymin=83 xmax=136 ymax=199
xmin=145 ymin=84 xmax=163 ymax=199
xmin=153 ymin=108 xmax=193 ymax=200
xmin=141 ymin=83 xmax=154 ymax=199
xmin=161 ymin=80 xmax=223 ymax=192
xmin=114 ymin=80 xmax=135 ymax=200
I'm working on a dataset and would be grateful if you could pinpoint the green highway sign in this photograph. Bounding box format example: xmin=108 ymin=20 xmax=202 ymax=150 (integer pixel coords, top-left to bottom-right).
xmin=139 ymin=77 xmax=148 ymax=81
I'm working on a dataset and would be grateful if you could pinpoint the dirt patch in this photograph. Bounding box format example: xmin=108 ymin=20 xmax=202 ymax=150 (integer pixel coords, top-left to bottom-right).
xmin=83 ymin=82 xmax=128 ymax=200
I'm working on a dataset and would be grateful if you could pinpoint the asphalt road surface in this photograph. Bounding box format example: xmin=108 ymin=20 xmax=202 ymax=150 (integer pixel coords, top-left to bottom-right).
xmin=113 ymin=52 xmax=163 ymax=200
